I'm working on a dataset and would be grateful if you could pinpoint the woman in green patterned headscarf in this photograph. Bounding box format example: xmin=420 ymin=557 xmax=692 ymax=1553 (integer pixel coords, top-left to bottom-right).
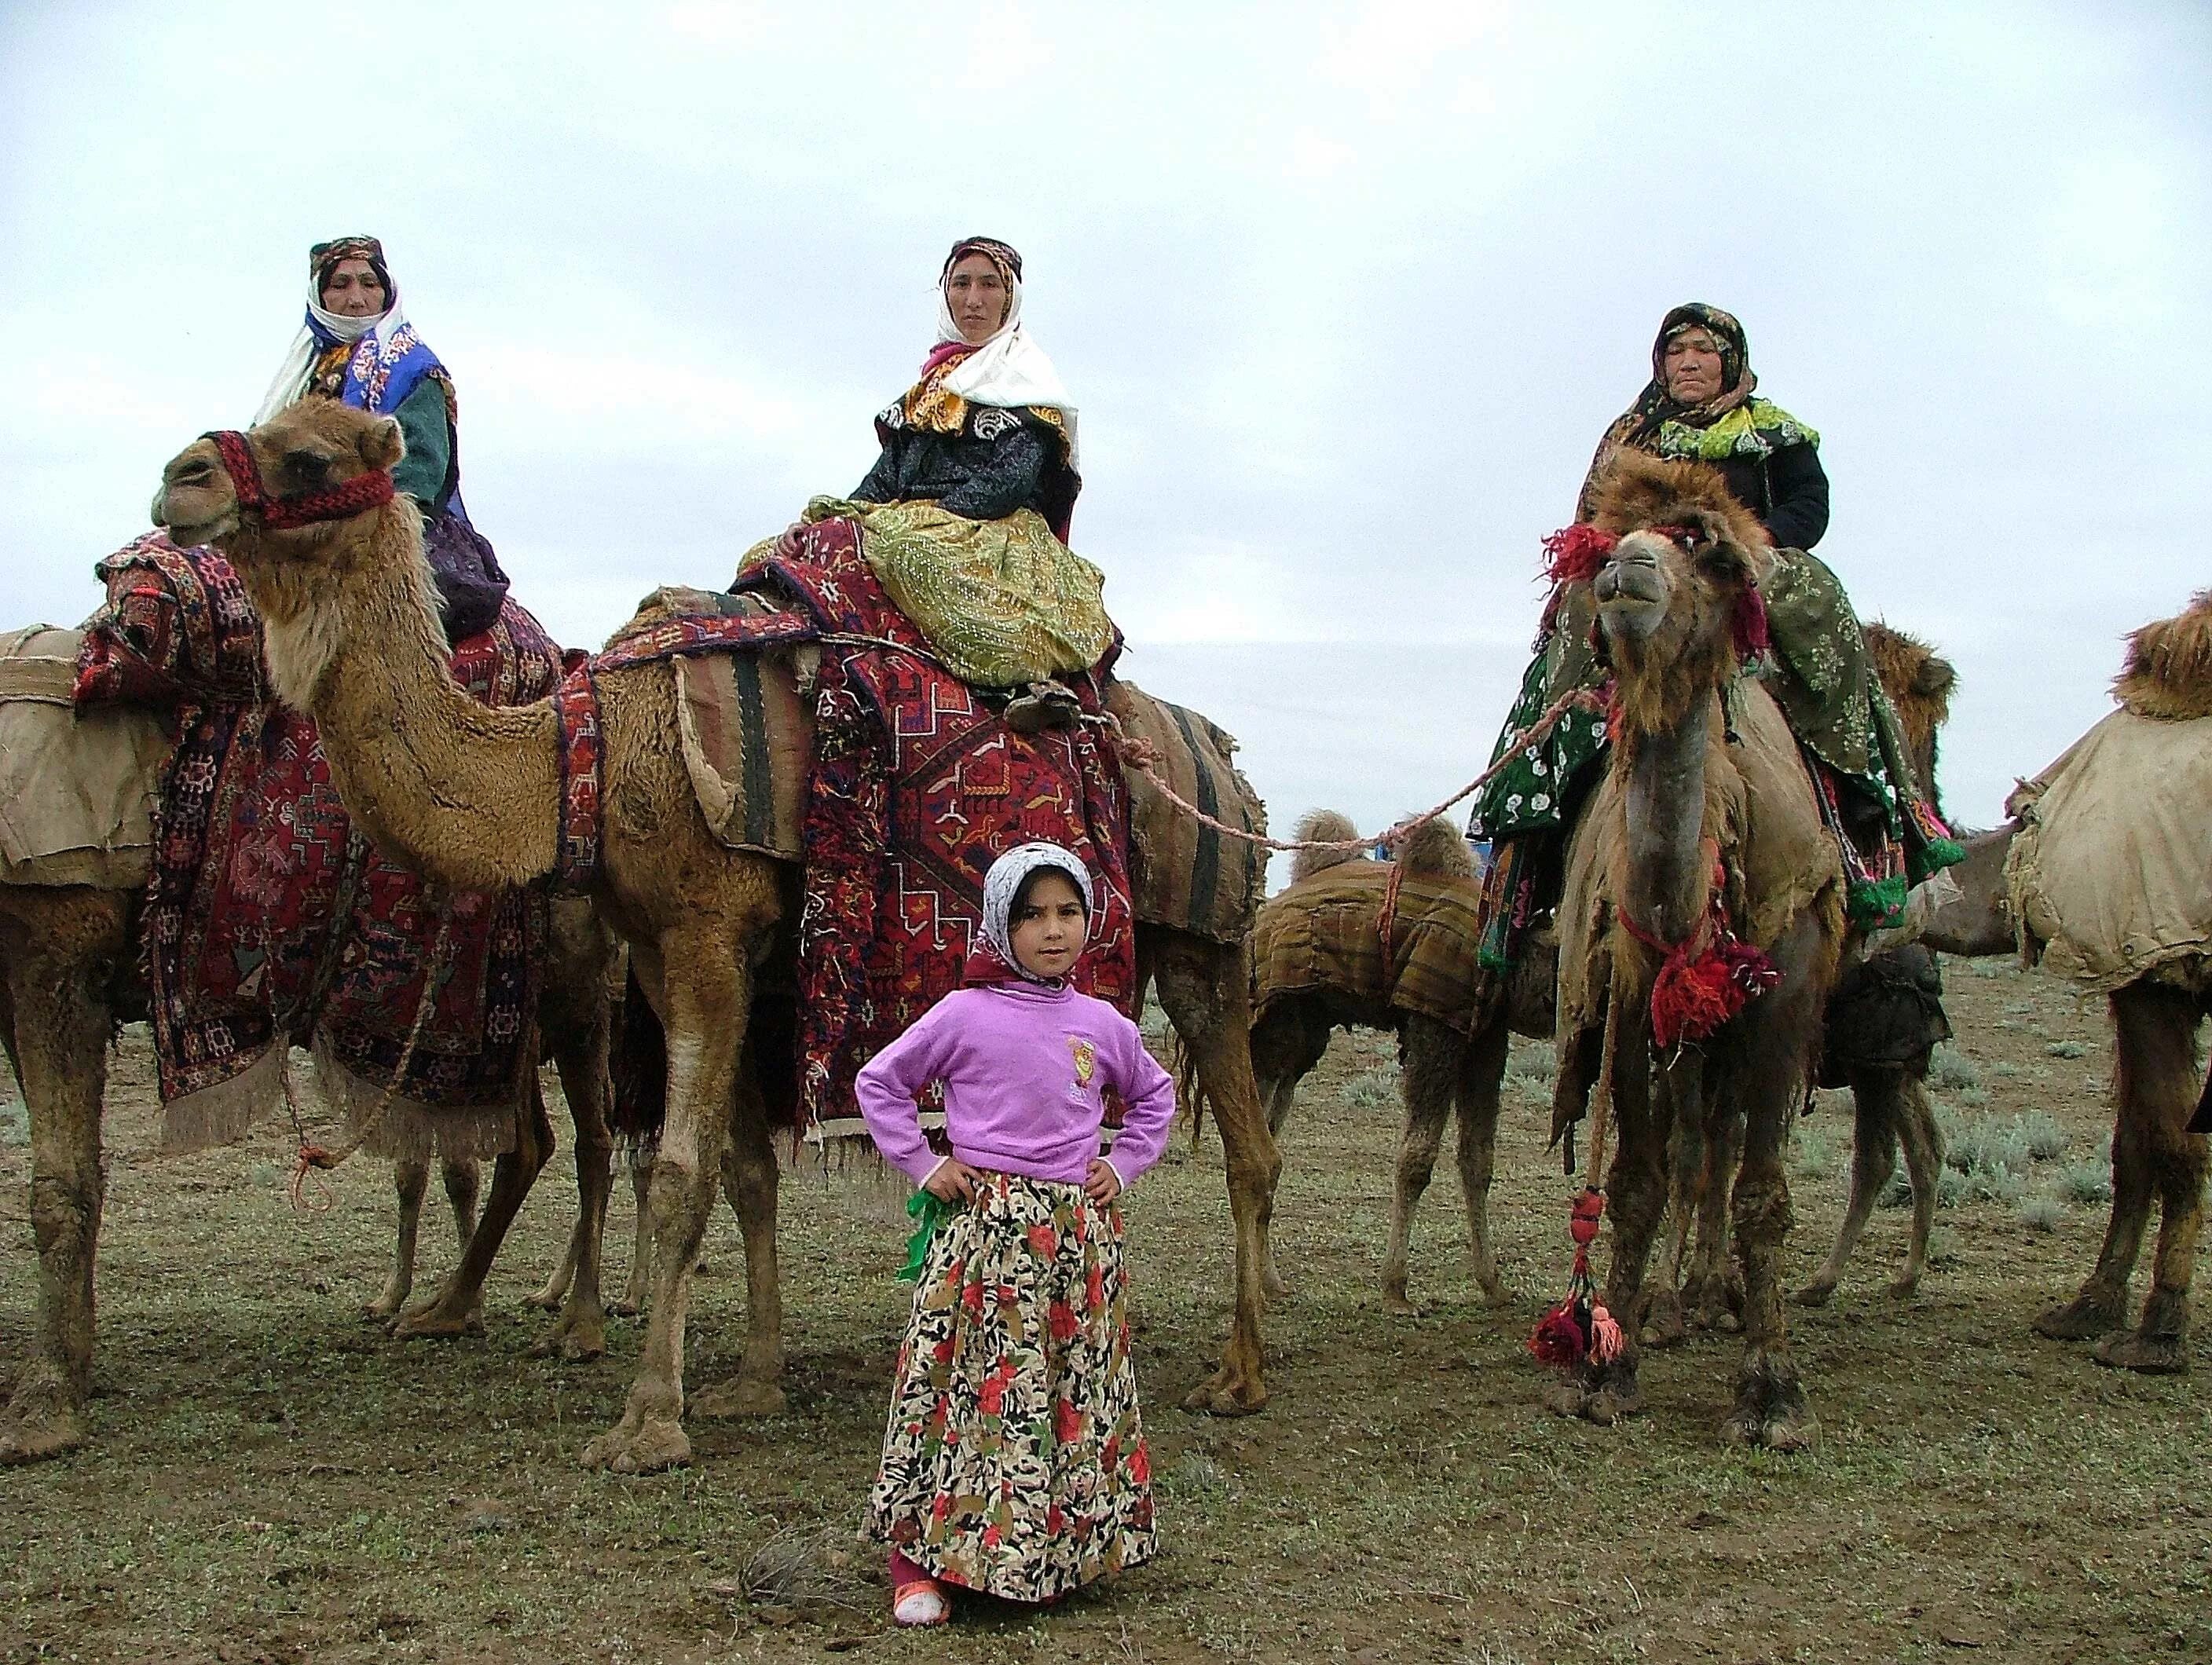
xmin=1470 ymin=303 xmax=1960 ymax=968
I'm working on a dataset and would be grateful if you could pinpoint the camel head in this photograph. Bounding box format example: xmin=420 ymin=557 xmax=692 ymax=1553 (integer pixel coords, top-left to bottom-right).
xmin=155 ymin=400 xmax=430 ymax=711
xmin=1582 ymin=452 xmax=1771 ymax=747
xmin=1865 ymin=620 xmax=1957 ymax=806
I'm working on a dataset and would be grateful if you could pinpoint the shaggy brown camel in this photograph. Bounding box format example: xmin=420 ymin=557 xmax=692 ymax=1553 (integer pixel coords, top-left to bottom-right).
xmin=153 ymin=401 xmax=1277 ymax=1473
xmin=0 ymin=794 xmax=620 ymax=1467
xmin=1542 ymin=453 xmax=1844 ymax=1447
xmin=1251 ymin=624 xmax=1957 ymax=1325
xmin=1917 ymin=594 xmax=2212 ymax=1371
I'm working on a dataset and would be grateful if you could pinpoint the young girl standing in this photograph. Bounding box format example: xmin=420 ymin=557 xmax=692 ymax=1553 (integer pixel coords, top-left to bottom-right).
xmin=858 ymin=842 xmax=1175 ymax=1627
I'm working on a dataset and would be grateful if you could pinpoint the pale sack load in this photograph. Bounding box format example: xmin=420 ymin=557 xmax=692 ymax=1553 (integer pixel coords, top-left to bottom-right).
xmin=0 ymin=625 xmax=170 ymax=889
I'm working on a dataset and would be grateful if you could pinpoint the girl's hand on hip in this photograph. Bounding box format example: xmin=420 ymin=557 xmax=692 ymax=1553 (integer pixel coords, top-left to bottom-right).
xmin=1083 ymin=1158 xmax=1122 ymax=1204
xmin=923 ymin=1158 xmax=981 ymax=1204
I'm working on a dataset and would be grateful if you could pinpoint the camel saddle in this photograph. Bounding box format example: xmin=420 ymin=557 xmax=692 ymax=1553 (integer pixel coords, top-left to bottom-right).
xmin=0 ymin=624 xmax=168 ymax=889
xmin=1253 ymin=858 xmax=1486 ymax=1035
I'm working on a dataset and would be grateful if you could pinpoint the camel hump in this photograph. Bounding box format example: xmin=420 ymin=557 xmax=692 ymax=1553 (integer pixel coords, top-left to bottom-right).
xmin=1290 ymin=809 xmax=1363 ymax=884
xmin=1395 ymin=816 xmax=1475 ymax=880
xmin=2113 ymin=588 xmax=2212 ymax=721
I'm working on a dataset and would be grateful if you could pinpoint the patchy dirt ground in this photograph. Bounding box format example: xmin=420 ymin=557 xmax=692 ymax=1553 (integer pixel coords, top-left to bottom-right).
xmin=2 ymin=953 xmax=2207 ymax=1663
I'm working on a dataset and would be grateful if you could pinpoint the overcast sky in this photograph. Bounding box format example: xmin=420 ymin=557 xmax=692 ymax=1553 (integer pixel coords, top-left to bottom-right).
xmin=5 ymin=2 xmax=2206 ymax=873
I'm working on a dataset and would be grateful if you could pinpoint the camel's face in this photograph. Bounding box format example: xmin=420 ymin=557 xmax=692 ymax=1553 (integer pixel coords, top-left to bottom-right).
xmin=1594 ymin=520 xmax=1761 ymax=663
xmin=154 ymin=401 xmax=405 ymax=553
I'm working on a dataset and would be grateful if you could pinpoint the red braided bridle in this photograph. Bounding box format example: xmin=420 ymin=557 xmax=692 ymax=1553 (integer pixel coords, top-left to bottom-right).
xmin=206 ymin=430 xmax=395 ymax=530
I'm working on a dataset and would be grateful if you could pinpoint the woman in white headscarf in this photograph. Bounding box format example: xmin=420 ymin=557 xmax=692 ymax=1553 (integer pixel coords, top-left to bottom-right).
xmin=768 ymin=236 xmax=1111 ymax=716
xmin=255 ymin=235 xmax=510 ymax=640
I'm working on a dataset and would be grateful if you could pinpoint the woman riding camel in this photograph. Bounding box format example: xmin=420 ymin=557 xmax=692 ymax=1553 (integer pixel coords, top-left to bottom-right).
xmin=767 ymin=235 xmax=1111 ymax=730
xmin=255 ymin=236 xmax=511 ymax=641
xmin=1470 ymin=302 xmax=1960 ymax=968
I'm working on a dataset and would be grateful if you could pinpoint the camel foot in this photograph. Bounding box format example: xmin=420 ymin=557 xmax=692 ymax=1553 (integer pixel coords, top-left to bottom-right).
xmin=580 ymin=1412 xmax=692 ymax=1473
xmin=2034 ymin=1289 xmax=2126 ymax=1342
xmin=1380 ymin=1280 xmax=1419 ymax=1318
xmin=2093 ymin=1321 xmax=2190 ymax=1375
xmin=1887 ymin=1271 xmax=1923 ymax=1299
xmin=522 ymin=1283 xmax=566 ymax=1312
xmin=363 ymin=1290 xmax=408 ymax=1321
xmin=1642 ymin=1288 xmax=1687 ymax=1350
xmin=1686 ymin=1271 xmax=1743 ymax=1334
xmin=527 ymin=1312 xmax=608 ymax=1363
xmin=1722 ymin=1356 xmax=1818 ymax=1452
xmin=690 ymin=1375 xmax=789 ymax=1418
xmin=1544 ymin=1360 xmax=1641 ymax=1426
xmin=1476 ymin=1279 xmax=1517 ymax=1310
xmin=0 ymin=1370 xmax=89 ymax=1466
xmin=1792 ymin=1275 xmax=1838 ymax=1308
xmin=1182 ymin=1363 xmax=1269 ymax=1417
xmin=389 ymin=1297 xmax=487 ymax=1341
xmin=1262 ymin=1270 xmax=1292 ymax=1302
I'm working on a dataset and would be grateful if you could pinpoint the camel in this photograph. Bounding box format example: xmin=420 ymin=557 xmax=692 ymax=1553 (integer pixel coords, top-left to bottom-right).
xmin=0 ymin=652 xmax=621 ymax=1469
xmin=1914 ymin=592 xmax=2212 ymax=1371
xmin=1247 ymin=625 xmax=1957 ymax=1325
xmin=1540 ymin=452 xmax=1845 ymax=1448
xmin=153 ymin=399 xmax=1279 ymax=1473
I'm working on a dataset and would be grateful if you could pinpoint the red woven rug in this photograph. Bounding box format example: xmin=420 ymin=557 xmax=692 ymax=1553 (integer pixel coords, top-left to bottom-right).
xmin=76 ymin=534 xmax=563 ymax=1158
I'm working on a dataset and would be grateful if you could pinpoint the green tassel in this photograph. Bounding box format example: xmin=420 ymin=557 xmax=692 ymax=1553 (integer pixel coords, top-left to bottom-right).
xmin=1908 ymin=836 xmax=1968 ymax=886
xmin=898 ymin=1187 xmax=954 ymax=1283
xmin=1847 ymin=873 xmax=1910 ymax=928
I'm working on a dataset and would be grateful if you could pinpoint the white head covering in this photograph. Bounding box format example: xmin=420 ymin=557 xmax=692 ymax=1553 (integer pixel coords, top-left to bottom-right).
xmin=932 ymin=263 xmax=1081 ymax=469
xmin=253 ymin=269 xmax=412 ymax=426
xmin=976 ymin=841 xmax=1095 ymax=984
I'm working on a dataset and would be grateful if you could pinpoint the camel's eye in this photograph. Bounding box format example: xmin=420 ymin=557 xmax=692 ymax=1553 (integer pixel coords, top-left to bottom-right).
xmin=173 ymin=459 xmax=214 ymax=483
xmin=283 ymin=448 xmax=333 ymax=482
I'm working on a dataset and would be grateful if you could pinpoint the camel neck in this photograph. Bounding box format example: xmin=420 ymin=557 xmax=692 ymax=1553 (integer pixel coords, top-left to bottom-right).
xmin=251 ymin=511 xmax=563 ymax=895
xmin=1621 ymin=693 xmax=1712 ymax=946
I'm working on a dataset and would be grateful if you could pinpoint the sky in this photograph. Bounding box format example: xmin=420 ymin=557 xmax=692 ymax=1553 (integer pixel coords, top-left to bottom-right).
xmin=4 ymin=1 xmax=2207 ymax=883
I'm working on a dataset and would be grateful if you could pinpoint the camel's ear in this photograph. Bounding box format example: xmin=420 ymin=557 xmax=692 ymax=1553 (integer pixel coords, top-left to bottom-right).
xmin=357 ymin=415 xmax=406 ymax=474
xmin=1914 ymin=656 xmax=1957 ymax=700
xmin=1685 ymin=515 xmax=1760 ymax=593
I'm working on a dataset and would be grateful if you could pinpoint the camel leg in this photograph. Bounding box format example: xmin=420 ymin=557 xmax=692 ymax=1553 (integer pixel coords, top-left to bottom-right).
xmin=690 ymin=1065 xmax=786 ymax=1418
xmin=1721 ymin=919 xmax=1825 ymax=1454
xmin=390 ymin=1076 xmax=553 ymax=1340
xmin=529 ymin=1001 xmax=619 ymax=1361
xmin=583 ymin=924 xmax=752 ymax=1472
xmin=367 ymin=1160 xmax=430 ymax=1319
xmin=0 ymin=890 xmax=121 ymax=1466
xmin=1796 ymin=1069 xmax=1900 ymax=1307
xmin=613 ymin=1150 xmax=654 ymax=1316
xmin=1646 ymin=1074 xmax=1704 ymax=1349
xmin=1891 ymin=1073 xmax=1943 ymax=1296
xmin=1686 ymin=1102 xmax=1744 ymax=1333
xmin=1249 ymin=1003 xmax=1324 ymax=1301
xmin=1155 ymin=929 xmax=1277 ymax=1417
xmin=1381 ymin=1015 xmax=1455 ymax=1316
xmin=1452 ymin=1012 xmax=1514 ymax=1307
xmin=1551 ymin=1014 xmax=1663 ymax=1426
xmin=2093 ymin=986 xmax=2206 ymax=1374
xmin=2038 ymin=988 xmax=2170 ymax=1343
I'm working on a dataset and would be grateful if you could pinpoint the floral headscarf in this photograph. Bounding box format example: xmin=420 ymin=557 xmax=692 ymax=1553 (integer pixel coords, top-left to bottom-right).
xmin=961 ymin=841 xmax=1095 ymax=986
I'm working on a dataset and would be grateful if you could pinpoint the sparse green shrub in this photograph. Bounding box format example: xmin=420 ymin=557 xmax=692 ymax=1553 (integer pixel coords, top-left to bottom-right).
xmin=2061 ymin=1158 xmax=2112 ymax=1204
xmin=2045 ymin=1040 xmax=2088 ymax=1060
xmin=1936 ymin=1167 xmax=1969 ymax=1208
xmin=1952 ymin=1083 xmax=1990 ymax=1109
xmin=1968 ymin=1166 xmax=2026 ymax=1205
xmin=2016 ymin=1110 xmax=2069 ymax=1162
xmin=1927 ymin=1226 xmax=1961 ymax=1266
xmin=1878 ymin=1172 xmax=1913 ymax=1209
xmin=1510 ymin=1038 xmax=1556 ymax=1081
xmin=1344 ymin=1069 xmax=1398 ymax=1110
xmin=2017 ymin=1195 xmax=2065 ymax=1233
xmin=0 ymin=1097 xmax=25 ymax=1148
xmin=1789 ymin=1128 xmax=1837 ymax=1182
xmin=1929 ymin=1044 xmax=1981 ymax=1092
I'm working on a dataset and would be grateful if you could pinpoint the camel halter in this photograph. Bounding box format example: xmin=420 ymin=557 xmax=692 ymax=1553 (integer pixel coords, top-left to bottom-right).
xmin=206 ymin=429 xmax=396 ymax=531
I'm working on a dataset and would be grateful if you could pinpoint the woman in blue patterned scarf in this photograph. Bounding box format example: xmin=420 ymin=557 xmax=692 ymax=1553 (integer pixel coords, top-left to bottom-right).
xmin=255 ymin=236 xmax=510 ymax=641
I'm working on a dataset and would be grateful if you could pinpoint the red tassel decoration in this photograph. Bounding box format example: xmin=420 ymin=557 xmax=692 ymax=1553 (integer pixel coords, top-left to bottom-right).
xmin=1731 ymin=585 xmax=1771 ymax=658
xmin=1529 ymin=1303 xmax=1588 ymax=1366
xmin=1529 ymin=1187 xmax=1610 ymax=1369
xmin=1541 ymin=522 xmax=1618 ymax=587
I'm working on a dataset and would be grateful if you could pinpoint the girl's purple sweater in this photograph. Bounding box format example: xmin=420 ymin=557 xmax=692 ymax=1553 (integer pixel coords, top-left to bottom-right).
xmin=855 ymin=979 xmax=1177 ymax=1189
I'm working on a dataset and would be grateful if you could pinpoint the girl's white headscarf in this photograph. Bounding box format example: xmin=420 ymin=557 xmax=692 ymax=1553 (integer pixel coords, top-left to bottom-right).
xmin=932 ymin=268 xmax=1081 ymax=469
xmin=253 ymin=280 xmax=412 ymax=426
xmin=972 ymin=841 xmax=1095 ymax=985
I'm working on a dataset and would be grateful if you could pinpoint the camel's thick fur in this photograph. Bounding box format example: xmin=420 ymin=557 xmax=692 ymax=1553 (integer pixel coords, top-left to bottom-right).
xmin=1249 ymin=813 xmax=1527 ymax=1312
xmin=0 ymin=749 xmax=621 ymax=1469
xmin=2111 ymin=588 xmax=2212 ymax=723
xmin=1544 ymin=452 xmax=1844 ymax=1447
xmin=153 ymin=401 xmax=1277 ymax=1469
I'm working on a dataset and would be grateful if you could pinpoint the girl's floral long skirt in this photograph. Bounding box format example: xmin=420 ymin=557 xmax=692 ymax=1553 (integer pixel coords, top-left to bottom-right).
xmin=865 ymin=1169 xmax=1157 ymax=1601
